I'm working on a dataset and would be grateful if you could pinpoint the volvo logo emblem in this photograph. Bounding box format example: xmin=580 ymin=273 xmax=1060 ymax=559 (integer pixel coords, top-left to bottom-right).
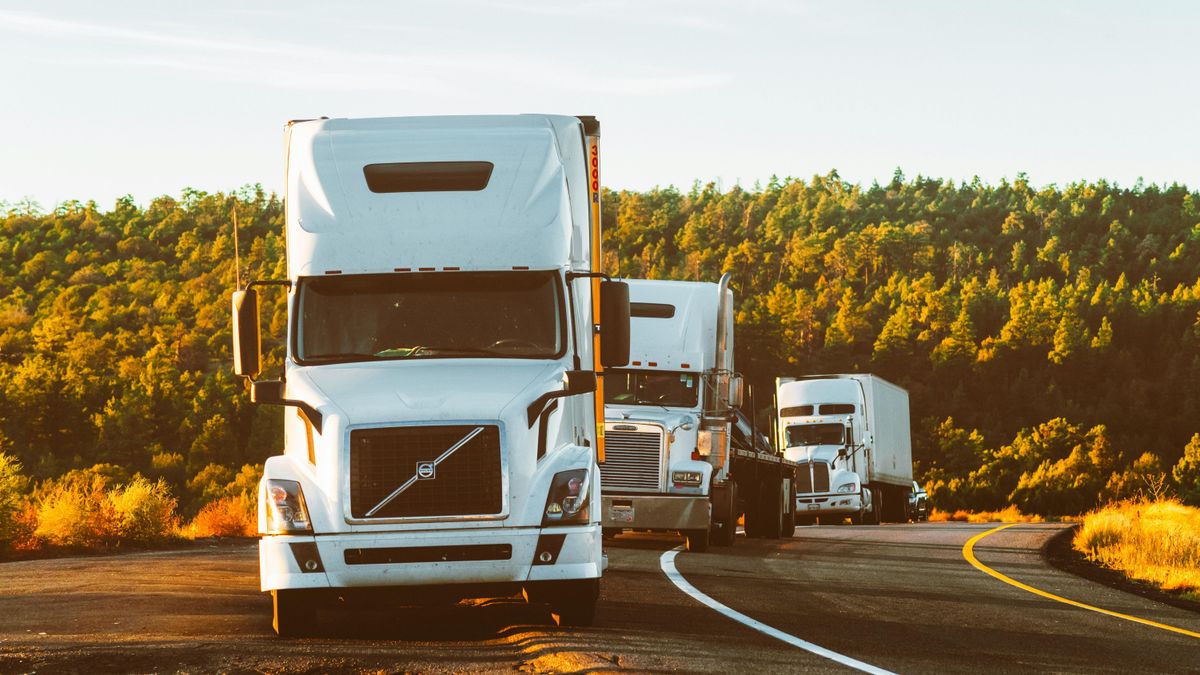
xmin=416 ymin=461 xmax=436 ymax=480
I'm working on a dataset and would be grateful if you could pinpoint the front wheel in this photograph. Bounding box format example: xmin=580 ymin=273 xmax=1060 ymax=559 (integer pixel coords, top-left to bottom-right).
xmin=684 ymin=528 xmax=710 ymax=552
xmin=272 ymin=589 xmax=318 ymax=638
xmin=543 ymin=578 xmax=599 ymax=627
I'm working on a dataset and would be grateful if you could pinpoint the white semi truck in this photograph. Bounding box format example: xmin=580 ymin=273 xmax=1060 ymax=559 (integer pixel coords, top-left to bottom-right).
xmin=600 ymin=275 xmax=798 ymax=551
xmin=230 ymin=115 xmax=631 ymax=635
xmin=776 ymin=374 xmax=912 ymax=525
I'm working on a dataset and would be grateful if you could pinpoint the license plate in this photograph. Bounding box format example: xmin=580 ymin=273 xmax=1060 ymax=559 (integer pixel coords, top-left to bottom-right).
xmin=610 ymin=506 xmax=635 ymax=523
xmin=807 ymin=503 xmax=820 ymax=510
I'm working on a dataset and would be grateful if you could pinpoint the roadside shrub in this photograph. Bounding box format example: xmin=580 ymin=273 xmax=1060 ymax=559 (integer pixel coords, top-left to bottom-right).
xmin=0 ymin=452 xmax=30 ymax=550
xmin=1074 ymin=499 xmax=1200 ymax=598
xmin=927 ymin=506 xmax=1043 ymax=523
xmin=109 ymin=477 xmax=179 ymax=544
xmin=34 ymin=476 xmax=119 ymax=548
xmin=188 ymin=494 xmax=256 ymax=537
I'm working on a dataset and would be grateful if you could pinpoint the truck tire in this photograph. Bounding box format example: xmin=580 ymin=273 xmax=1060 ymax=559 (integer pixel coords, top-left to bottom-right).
xmin=545 ymin=578 xmax=599 ymax=627
xmin=863 ymin=489 xmax=881 ymax=525
xmin=602 ymin=527 xmax=621 ymax=539
xmin=712 ymin=483 xmax=737 ymax=546
xmin=272 ymin=589 xmax=317 ymax=638
xmin=684 ymin=528 xmax=710 ymax=552
xmin=781 ymin=509 xmax=796 ymax=538
xmin=759 ymin=479 xmax=784 ymax=539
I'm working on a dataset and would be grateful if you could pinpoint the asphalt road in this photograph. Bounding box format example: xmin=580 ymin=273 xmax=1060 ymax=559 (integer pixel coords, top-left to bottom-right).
xmin=2 ymin=523 xmax=1197 ymax=673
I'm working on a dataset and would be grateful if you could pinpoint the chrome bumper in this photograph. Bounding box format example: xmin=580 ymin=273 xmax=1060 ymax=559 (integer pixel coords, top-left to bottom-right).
xmin=601 ymin=494 xmax=711 ymax=530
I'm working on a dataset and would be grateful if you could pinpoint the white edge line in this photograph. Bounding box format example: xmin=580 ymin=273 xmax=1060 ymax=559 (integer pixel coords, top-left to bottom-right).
xmin=660 ymin=547 xmax=895 ymax=675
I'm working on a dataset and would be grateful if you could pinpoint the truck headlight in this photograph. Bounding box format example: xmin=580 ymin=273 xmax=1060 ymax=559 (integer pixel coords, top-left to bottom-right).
xmin=543 ymin=469 xmax=590 ymax=525
xmin=836 ymin=482 xmax=858 ymax=494
xmin=263 ymin=479 xmax=313 ymax=534
xmin=671 ymin=471 xmax=703 ymax=487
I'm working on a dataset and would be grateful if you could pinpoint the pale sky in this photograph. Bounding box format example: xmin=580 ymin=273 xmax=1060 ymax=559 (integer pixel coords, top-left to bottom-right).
xmin=1 ymin=1 xmax=1198 ymax=209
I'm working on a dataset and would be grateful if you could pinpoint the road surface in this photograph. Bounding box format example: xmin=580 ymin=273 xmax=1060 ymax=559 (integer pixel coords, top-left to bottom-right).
xmin=2 ymin=523 xmax=1196 ymax=673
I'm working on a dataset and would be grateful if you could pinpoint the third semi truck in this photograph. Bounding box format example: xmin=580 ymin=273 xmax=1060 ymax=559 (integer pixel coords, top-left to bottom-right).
xmin=776 ymin=374 xmax=912 ymax=524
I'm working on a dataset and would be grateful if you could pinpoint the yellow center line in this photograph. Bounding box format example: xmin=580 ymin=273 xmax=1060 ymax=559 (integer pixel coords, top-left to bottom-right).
xmin=962 ymin=523 xmax=1200 ymax=640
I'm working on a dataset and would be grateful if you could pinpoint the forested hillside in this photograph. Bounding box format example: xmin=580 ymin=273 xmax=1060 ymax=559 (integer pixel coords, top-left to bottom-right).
xmin=2 ymin=173 xmax=1200 ymax=518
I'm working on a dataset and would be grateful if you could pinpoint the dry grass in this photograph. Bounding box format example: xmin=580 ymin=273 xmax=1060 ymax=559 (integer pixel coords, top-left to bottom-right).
xmin=186 ymin=494 xmax=257 ymax=538
xmin=1073 ymin=499 xmax=1200 ymax=600
xmin=928 ymin=505 xmax=1045 ymax=523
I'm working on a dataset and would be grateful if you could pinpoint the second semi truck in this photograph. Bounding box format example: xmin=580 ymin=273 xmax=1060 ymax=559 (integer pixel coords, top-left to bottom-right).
xmin=600 ymin=275 xmax=797 ymax=550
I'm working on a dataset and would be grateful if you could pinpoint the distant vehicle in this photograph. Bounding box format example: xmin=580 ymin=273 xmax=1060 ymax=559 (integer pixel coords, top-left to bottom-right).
xmin=776 ymin=374 xmax=913 ymax=524
xmin=600 ymin=275 xmax=798 ymax=551
xmin=908 ymin=481 xmax=929 ymax=522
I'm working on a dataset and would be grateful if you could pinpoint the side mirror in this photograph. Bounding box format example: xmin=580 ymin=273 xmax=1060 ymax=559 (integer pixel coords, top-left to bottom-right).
xmin=599 ymin=280 xmax=630 ymax=367
xmin=251 ymin=379 xmax=284 ymax=405
xmin=838 ymin=447 xmax=848 ymax=458
xmin=729 ymin=375 xmax=744 ymax=409
xmin=845 ymin=426 xmax=855 ymax=447
xmin=563 ymin=369 xmax=598 ymax=395
xmin=232 ymin=289 xmax=261 ymax=378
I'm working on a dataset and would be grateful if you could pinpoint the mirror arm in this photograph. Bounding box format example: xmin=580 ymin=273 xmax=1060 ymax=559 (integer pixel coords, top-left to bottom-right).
xmin=245 ymin=278 xmax=292 ymax=291
xmin=527 ymin=389 xmax=570 ymax=428
xmin=565 ymin=271 xmax=612 ymax=282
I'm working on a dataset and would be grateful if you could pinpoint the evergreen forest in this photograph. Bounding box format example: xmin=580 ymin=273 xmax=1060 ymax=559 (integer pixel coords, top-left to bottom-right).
xmin=3 ymin=172 xmax=1200 ymax=522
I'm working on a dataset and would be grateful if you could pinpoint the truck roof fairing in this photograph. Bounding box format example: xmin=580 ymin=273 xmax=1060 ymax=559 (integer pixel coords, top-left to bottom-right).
xmin=285 ymin=115 xmax=593 ymax=278
xmin=619 ymin=278 xmax=731 ymax=371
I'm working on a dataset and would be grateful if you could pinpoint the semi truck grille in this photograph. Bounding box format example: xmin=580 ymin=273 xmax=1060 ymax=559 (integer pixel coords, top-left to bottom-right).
xmin=601 ymin=427 xmax=664 ymax=491
xmin=350 ymin=425 xmax=502 ymax=519
xmin=796 ymin=461 xmax=831 ymax=493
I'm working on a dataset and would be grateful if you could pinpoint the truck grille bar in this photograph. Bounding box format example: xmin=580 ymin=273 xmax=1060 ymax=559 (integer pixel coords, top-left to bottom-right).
xmin=350 ymin=424 xmax=502 ymax=519
xmin=601 ymin=427 xmax=664 ymax=491
xmin=796 ymin=461 xmax=831 ymax=493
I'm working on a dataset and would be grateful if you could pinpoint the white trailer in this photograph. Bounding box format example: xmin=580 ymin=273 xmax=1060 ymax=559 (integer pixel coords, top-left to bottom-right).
xmin=230 ymin=115 xmax=631 ymax=635
xmin=776 ymin=374 xmax=912 ymax=524
xmin=600 ymin=275 xmax=798 ymax=551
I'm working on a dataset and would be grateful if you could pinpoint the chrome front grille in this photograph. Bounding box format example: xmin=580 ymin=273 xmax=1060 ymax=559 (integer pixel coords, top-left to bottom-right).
xmin=601 ymin=426 xmax=664 ymax=491
xmin=796 ymin=461 xmax=832 ymax=493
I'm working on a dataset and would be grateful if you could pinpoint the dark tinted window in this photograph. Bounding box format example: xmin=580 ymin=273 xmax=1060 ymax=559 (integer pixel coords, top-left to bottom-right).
xmin=296 ymin=271 xmax=563 ymax=363
xmin=363 ymin=161 xmax=494 ymax=193
xmin=605 ymin=369 xmax=698 ymax=408
xmin=630 ymin=302 xmax=675 ymax=319
xmin=786 ymin=423 xmax=845 ymax=447
xmin=780 ymin=405 xmax=814 ymax=417
xmin=819 ymin=404 xmax=855 ymax=415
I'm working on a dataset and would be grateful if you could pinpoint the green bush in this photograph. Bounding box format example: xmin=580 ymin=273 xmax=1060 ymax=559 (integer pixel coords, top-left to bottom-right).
xmin=0 ymin=452 xmax=30 ymax=550
xmin=110 ymin=477 xmax=179 ymax=544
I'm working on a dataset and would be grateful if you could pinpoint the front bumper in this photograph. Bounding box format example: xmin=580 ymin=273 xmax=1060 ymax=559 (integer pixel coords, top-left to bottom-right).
xmin=601 ymin=494 xmax=711 ymax=530
xmin=796 ymin=492 xmax=862 ymax=516
xmin=260 ymin=525 xmax=601 ymax=592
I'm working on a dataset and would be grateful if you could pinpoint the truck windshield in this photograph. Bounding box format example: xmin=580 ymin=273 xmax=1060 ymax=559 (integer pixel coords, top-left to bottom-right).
xmin=295 ymin=271 xmax=564 ymax=363
xmin=604 ymin=370 xmax=698 ymax=408
xmin=786 ymin=423 xmax=845 ymax=447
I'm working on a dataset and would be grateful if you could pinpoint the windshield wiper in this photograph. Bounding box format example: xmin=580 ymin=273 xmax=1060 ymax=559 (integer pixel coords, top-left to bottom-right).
xmin=374 ymin=345 xmax=505 ymax=358
xmin=303 ymin=352 xmax=377 ymax=362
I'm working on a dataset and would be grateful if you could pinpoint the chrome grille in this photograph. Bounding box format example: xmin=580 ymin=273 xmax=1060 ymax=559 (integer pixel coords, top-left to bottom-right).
xmin=601 ymin=427 xmax=664 ymax=491
xmin=350 ymin=425 xmax=502 ymax=518
xmin=796 ymin=461 xmax=832 ymax=493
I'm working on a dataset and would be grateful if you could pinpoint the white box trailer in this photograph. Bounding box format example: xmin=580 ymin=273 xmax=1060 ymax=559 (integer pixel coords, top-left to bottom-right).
xmin=776 ymin=374 xmax=912 ymax=524
xmin=600 ymin=275 xmax=798 ymax=550
xmin=229 ymin=115 xmax=631 ymax=635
